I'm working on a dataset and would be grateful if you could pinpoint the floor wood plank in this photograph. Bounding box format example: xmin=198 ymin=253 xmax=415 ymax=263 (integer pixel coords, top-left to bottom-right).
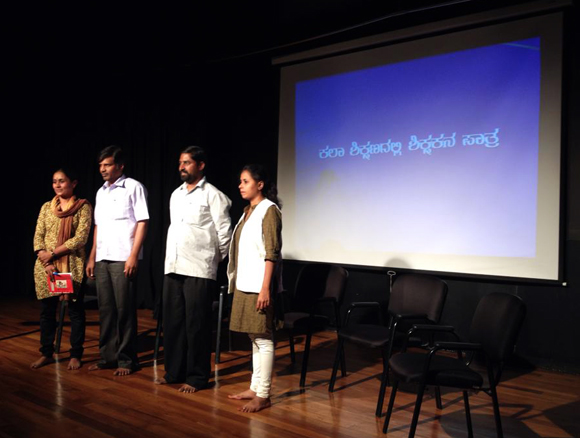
xmin=1 ymin=298 xmax=578 ymax=438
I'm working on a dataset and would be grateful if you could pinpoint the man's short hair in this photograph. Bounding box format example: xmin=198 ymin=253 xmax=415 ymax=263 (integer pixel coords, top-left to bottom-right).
xmin=98 ymin=145 xmax=125 ymax=165
xmin=181 ymin=146 xmax=207 ymax=165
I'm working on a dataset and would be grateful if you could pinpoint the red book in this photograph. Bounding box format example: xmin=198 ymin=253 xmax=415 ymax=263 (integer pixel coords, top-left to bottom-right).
xmin=47 ymin=272 xmax=74 ymax=294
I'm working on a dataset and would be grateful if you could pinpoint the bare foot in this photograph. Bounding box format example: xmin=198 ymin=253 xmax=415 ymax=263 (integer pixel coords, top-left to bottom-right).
xmin=154 ymin=377 xmax=168 ymax=385
xmin=88 ymin=364 xmax=103 ymax=371
xmin=178 ymin=384 xmax=199 ymax=393
xmin=67 ymin=358 xmax=82 ymax=370
xmin=30 ymin=356 xmax=54 ymax=369
xmin=228 ymin=389 xmax=257 ymax=400
xmin=240 ymin=396 xmax=271 ymax=413
xmin=113 ymin=367 xmax=133 ymax=376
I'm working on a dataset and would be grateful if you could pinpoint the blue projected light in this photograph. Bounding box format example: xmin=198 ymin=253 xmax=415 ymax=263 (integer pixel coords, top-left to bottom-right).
xmin=293 ymin=37 xmax=541 ymax=259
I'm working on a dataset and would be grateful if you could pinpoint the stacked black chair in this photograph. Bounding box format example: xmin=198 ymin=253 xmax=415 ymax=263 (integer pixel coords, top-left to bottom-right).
xmin=213 ymin=285 xmax=232 ymax=364
xmin=282 ymin=263 xmax=349 ymax=387
xmin=383 ymin=292 xmax=526 ymax=437
xmin=55 ymin=300 xmax=68 ymax=354
xmin=329 ymin=274 xmax=448 ymax=417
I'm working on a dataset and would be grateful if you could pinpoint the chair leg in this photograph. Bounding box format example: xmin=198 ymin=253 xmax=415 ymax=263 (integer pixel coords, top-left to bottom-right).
xmin=486 ymin=361 xmax=504 ymax=438
xmin=55 ymin=300 xmax=67 ymax=354
xmin=215 ymin=289 xmax=225 ymax=364
xmin=333 ymin=303 xmax=346 ymax=377
xmin=376 ymin=349 xmax=390 ymax=417
xmin=435 ymin=386 xmax=443 ymax=410
xmin=408 ymin=383 xmax=427 ymax=438
xmin=490 ymin=385 xmax=504 ymax=438
xmin=383 ymin=380 xmax=399 ymax=434
xmin=339 ymin=343 xmax=347 ymax=378
xmin=154 ymin=307 xmax=163 ymax=361
xmin=289 ymin=331 xmax=296 ymax=363
xmin=329 ymin=338 xmax=344 ymax=392
xmin=463 ymin=391 xmax=474 ymax=438
xmin=228 ymin=320 xmax=232 ymax=352
xmin=300 ymin=330 xmax=313 ymax=387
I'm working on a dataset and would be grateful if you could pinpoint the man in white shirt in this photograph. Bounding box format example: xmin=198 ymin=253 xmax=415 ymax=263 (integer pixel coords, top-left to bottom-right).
xmin=86 ymin=146 xmax=149 ymax=376
xmin=155 ymin=146 xmax=232 ymax=392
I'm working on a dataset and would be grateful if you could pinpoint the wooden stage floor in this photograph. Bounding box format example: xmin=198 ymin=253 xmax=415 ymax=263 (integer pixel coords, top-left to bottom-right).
xmin=0 ymin=297 xmax=578 ymax=438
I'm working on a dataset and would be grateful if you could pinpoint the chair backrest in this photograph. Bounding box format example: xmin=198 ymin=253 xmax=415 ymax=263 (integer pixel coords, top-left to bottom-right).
xmin=293 ymin=263 xmax=349 ymax=311
xmin=388 ymin=274 xmax=448 ymax=323
xmin=324 ymin=265 xmax=349 ymax=305
xmin=469 ymin=292 xmax=526 ymax=364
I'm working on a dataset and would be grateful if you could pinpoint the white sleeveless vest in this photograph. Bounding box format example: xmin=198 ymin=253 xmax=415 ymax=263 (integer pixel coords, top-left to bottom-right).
xmin=227 ymin=198 xmax=279 ymax=293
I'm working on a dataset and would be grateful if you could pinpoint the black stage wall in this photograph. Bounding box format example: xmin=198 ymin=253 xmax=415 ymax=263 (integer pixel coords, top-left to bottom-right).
xmin=8 ymin=1 xmax=580 ymax=373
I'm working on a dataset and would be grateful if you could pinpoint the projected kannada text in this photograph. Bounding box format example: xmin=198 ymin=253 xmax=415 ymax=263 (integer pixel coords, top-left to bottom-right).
xmin=317 ymin=128 xmax=500 ymax=160
xmin=350 ymin=140 xmax=403 ymax=160
xmin=462 ymin=128 xmax=500 ymax=148
xmin=318 ymin=146 xmax=345 ymax=159
xmin=408 ymin=133 xmax=456 ymax=155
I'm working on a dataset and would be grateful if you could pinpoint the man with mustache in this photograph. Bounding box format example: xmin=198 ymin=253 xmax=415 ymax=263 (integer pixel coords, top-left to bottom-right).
xmin=155 ymin=145 xmax=232 ymax=392
xmin=86 ymin=145 xmax=149 ymax=376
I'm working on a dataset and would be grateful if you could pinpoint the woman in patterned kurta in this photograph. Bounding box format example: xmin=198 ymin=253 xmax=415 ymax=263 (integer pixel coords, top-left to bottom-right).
xmin=31 ymin=168 xmax=92 ymax=370
xmin=227 ymin=164 xmax=282 ymax=413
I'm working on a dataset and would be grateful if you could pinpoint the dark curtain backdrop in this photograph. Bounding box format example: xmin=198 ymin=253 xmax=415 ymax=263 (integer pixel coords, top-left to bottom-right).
xmin=9 ymin=4 xmax=580 ymax=372
xmin=15 ymin=58 xmax=280 ymax=309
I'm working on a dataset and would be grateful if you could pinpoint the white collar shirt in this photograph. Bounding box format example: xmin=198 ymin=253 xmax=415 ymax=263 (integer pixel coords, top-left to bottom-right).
xmin=164 ymin=177 xmax=232 ymax=280
xmin=94 ymin=175 xmax=149 ymax=262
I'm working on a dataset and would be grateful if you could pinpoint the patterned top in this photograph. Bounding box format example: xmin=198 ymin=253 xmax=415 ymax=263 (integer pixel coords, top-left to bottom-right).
xmin=33 ymin=201 xmax=93 ymax=300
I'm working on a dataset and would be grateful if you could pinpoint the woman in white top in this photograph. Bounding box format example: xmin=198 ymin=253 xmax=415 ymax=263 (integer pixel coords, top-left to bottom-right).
xmin=227 ymin=164 xmax=282 ymax=412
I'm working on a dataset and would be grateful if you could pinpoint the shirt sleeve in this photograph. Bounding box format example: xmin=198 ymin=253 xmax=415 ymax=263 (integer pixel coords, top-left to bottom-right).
xmin=33 ymin=203 xmax=49 ymax=253
xmin=131 ymin=182 xmax=150 ymax=222
xmin=63 ymin=203 xmax=93 ymax=252
xmin=209 ymin=189 xmax=233 ymax=262
xmin=263 ymin=205 xmax=282 ymax=262
xmin=93 ymin=188 xmax=102 ymax=226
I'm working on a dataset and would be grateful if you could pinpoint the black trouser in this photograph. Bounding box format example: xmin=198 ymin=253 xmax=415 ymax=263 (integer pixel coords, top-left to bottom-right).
xmin=162 ymin=274 xmax=215 ymax=388
xmin=39 ymin=294 xmax=85 ymax=359
xmin=95 ymin=261 xmax=139 ymax=370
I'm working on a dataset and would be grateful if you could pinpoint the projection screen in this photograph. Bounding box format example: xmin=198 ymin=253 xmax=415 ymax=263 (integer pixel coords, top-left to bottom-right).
xmin=277 ymin=12 xmax=563 ymax=281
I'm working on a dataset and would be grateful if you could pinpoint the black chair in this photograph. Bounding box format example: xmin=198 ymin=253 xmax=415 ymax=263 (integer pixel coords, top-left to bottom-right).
xmin=213 ymin=285 xmax=232 ymax=364
xmin=383 ymin=292 xmax=526 ymax=438
xmin=282 ymin=263 xmax=349 ymax=387
xmin=329 ymin=274 xmax=448 ymax=417
xmin=154 ymin=285 xmax=230 ymax=364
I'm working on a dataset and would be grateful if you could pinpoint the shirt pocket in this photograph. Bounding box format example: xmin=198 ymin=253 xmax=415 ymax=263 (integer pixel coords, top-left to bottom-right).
xmin=110 ymin=195 xmax=132 ymax=221
xmin=183 ymin=203 xmax=210 ymax=227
